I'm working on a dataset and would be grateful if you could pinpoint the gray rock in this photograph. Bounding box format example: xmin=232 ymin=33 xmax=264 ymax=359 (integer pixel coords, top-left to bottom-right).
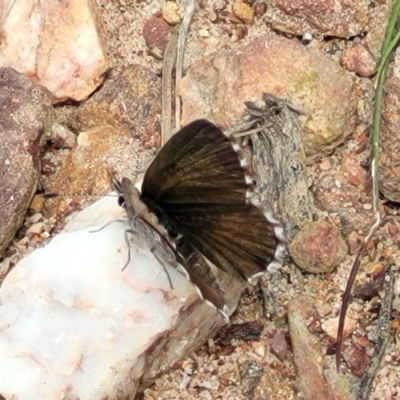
xmin=379 ymin=49 xmax=400 ymax=202
xmin=288 ymin=295 xmax=356 ymax=400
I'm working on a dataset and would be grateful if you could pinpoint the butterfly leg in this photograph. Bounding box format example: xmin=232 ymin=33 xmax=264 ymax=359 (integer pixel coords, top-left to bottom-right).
xmin=176 ymin=237 xmax=230 ymax=321
xmin=149 ymin=244 xmax=174 ymax=290
xmin=88 ymin=218 xmax=127 ymax=233
xmin=121 ymin=228 xmax=135 ymax=271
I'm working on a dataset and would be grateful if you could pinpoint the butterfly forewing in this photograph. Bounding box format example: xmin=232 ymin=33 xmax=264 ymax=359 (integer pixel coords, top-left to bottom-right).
xmin=142 ymin=120 xmax=248 ymax=205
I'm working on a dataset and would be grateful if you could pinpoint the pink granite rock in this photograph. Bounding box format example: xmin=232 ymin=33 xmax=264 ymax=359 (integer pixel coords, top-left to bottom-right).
xmin=0 ymin=0 xmax=108 ymax=103
xmin=178 ymin=36 xmax=355 ymax=156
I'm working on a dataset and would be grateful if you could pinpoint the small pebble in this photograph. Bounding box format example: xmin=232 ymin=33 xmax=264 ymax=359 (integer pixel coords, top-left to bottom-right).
xmin=198 ymin=29 xmax=209 ymax=37
xmin=340 ymin=43 xmax=376 ymax=77
xmin=29 ymin=195 xmax=44 ymax=213
xmin=303 ymin=32 xmax=312 ymax=42
xmin=321 ymin=315 xmax=357 ymax=339
xmin=342 ymin=343 xmax=369 ymax=377
xmin=29 ymin=213 xmax=43 ymax=224
xmin=26 ymin=222 xmax=45 ymax=238
xmin=143 ymin=16 xmax=170 ymax=59
xmin=253 ymin=1 xmax=267 ymax=18
xmin=162 ymin=1 xmax=181 ymax=25
xmin=319 ymin=158 xmax=331 ymax=171
xmin=269 ymin=331 xmax=287 ymax=362
xmin=232 ymin=0 xmax=254 ymax=24
xmin=0 ymin=258 xmax=11 ymax=277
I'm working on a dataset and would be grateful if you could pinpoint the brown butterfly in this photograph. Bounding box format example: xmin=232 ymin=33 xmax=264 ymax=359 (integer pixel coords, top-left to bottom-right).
xmin=115 ymin=119 xmax=280 ymax=313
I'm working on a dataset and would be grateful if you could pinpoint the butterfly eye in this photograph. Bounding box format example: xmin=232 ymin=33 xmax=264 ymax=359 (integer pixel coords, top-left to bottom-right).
xmin=117 ymin=194 xmax=126 ymax=208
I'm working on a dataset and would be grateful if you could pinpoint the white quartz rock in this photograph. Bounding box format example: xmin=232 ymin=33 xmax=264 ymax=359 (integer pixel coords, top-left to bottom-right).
xmin=0 ymin=195 xmax=238 ymax=399
xmin=0 ymin=0 xmax=107 ymax=103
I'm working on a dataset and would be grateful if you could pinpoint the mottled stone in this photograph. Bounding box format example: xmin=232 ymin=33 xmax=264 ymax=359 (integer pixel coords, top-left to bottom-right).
xmin=288 ymin=221 xmax=348 ymax=273
xmin=143 ymin=16 xmax=170 ymax=59
xmin=288 ymin=295 xmax=356 ymax=400
xmin=270 ymin=330 xmax=288 ymax=362
xmin=253 ymin=1 xmax=267 ymax=19
xmin=76 ymin=64 xmax=161 ymax=140
xmin=342 ymin=344 xmax=369 ymax=377
xmin=42 ymin=126 xmax=134 ymax=217
xmin=313 ymin=162 xmax=376 ymax=236
xmin=0 ymin=0 xmax=108 ymax=103
xmin=178 ymin=36 xmax=355 ymax=156
xmin=353 ymin=276 xmax=384 ymax=301
xmin=321 ymin=315 xmax=357 ymax=340
xmin=341 ymin=154 xmax=370 ymax=191
xmin=346 ymin=231 xmax=364 ymax=255
xmin=269 ymin=0 xmax=369 ymax=38
xmin=42 ymin=65 xmax=162 ymax=215
xmin=340 ymin=43 xmax=376 ymax=77
xmin=288 ymin=295 xmax=353 ymax=400
xmin=47 ymin=123 xmax=77 ymax=149
xmin=233 ymin=0 xmax=254 ymax=24
xmin=0 ymin=67 xmax=52 ymax=256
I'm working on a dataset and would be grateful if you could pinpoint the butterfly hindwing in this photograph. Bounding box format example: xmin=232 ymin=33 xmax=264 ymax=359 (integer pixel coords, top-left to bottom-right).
xmin=160 ymin=202 xmax=277 ymax=280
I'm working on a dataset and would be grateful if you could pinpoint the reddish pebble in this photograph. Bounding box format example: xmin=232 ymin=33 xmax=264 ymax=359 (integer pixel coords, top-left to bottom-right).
xmin=342 ymin=343 xmax=369 ymax=377
xmin=319 ymin=158 xmax=332 ymax=171
xmin=143 ymin=16 xmax=170 ymax=59
xmin=346 ymin=231 xmax=364 ymax=255
xmin=270 ymin=330 xmax=288 ymax=362
xmin=340 ymin=43 xmax=376 ymax=77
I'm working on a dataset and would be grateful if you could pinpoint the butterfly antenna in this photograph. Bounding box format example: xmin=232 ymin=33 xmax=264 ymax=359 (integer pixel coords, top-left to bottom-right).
xmin=111 ymin=173 xmax=123 ymax=194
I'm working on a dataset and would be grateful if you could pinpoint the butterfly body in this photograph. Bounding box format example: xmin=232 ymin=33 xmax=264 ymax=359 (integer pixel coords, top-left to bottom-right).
xmin=118 ymin=119 xmax=280 ymax=312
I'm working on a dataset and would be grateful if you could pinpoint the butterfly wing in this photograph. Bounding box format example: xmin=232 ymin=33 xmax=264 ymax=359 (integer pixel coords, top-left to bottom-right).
xmin=141 ymin=120 xmax=278 ymax=281
xmin=142 ymin=120 xmax=248 ymax=205
xmin=160 ymin=202 xmax=277 ymax=280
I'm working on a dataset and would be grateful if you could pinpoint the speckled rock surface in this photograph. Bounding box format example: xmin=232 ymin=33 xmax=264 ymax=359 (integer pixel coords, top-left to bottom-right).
xmin=288 ymin=295 xmax=357 ymax=400
xmin=0 ymin=67 xmax=52 ymax=256
xmin=42 ymin=65 xmax=162 ymax=217
xmin=288 ymin=220 xmax=348 ymax=274
xmin=76 ymin=64 xmax=161 ymax=143
xmin=178 ymin=36 xmax=356 ymax=156
xmin=0 ymin=0 xmax=108 ymax=103
xmin=268 ymin=0 xmax=369 ymax=38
